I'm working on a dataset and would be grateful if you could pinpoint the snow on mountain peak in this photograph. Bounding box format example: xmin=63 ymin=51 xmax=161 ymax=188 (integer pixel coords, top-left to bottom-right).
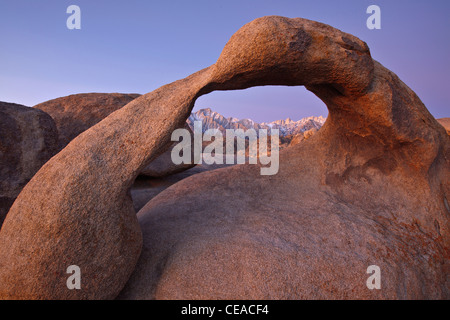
xmin=189 ymin=108 xmax=326 ymax=136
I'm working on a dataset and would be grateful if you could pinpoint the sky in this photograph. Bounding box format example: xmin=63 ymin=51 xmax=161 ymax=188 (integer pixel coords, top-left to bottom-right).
xmin=0 ymin=0 xmax=449 ymax=123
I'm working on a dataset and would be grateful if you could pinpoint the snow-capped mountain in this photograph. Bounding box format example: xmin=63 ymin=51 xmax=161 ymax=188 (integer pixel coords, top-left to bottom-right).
xmin=187 ymin=108 xmax=326 ymax=136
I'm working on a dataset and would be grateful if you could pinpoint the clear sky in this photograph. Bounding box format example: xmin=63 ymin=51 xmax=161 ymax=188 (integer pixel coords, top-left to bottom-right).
xmin=0 ymin=0 xmax=448 ymax=122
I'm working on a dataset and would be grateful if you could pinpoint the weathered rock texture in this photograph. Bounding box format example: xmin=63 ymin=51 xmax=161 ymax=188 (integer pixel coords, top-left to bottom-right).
xmin=0 ymin=16 xmax=448 ymax=300
xmin=35 ymin=93 xmax=196 ymax=177
xmin=0 ymin=102 xmax=58 ymax=227
xmin=131 ymin=163 xmax=231 ymax=213
xmin=288 ymin=128 xmax=318 ymax=147
xmin=34 ymin=93 xmax=141 ymax=151
xmin=437 ymin=118 xmax=450 ymax=135
xmin=139 ymin=124 xmax=196 ymax=178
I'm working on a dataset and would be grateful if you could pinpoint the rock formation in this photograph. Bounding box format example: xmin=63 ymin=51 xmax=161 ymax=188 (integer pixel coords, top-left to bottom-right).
xmin=287 ymin=133 xmax=304 ymax=147
xmin=0 ymin=102 xmax=58 ymax=227
xmin=437 ymin=118 xmax=450 ymax=135
xmin=288 ymin=128 xmax=318 ymax=147
xmin=131 ymin=162 xmax=232 ymax=213
xmin=35 ymin=93 xmax=196 ymax=178
xmin=34 ymin=93 xmax=141 ymax=151
xmin=302 ymin=127 xmax=317 ymax=140
xmin=0 ymin=16 xmax=448 ymax=300
xmin=139 ymin=124 xmax=196 ymax=178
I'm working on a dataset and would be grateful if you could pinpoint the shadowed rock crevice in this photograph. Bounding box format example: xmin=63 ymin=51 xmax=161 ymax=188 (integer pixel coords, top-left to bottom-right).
xmin=0 ymin=16 xmax=448 ymax=299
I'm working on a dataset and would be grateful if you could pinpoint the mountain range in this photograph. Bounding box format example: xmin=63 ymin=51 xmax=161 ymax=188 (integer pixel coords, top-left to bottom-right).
xmin=187 ymin=108 xmax=326 ymax=136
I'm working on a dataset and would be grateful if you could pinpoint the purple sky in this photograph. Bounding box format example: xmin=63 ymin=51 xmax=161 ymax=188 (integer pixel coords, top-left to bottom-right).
xmin=0 ymin=0 xmax=448 ymax=122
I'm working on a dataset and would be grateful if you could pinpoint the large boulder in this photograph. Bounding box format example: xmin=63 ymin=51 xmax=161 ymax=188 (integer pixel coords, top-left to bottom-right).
xmin=34 ymin=93 xmax=141 ymax=151
xmin=119 ymin=17 xmax=449 ymax=299
xmin=35 ymin=93 xmax=195 ymax=177
xmin=131 ymin=163 xmax=231 ymax=213
xmin=0 ymin=16 xmax=448 ymax=300
xmin=0 ymin=102 xmax=58 ymax=227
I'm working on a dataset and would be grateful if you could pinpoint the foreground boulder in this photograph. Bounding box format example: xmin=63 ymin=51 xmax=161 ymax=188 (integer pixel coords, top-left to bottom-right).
xmin=131 ymin=163 xmax=232 ymax=213
xmin=119 ymin=17 xmax=449 ymax=299
xmin=0 ymin=102 xmax=58 ymax=227
xmin=0 ymin=16 xmax=448 ymax=299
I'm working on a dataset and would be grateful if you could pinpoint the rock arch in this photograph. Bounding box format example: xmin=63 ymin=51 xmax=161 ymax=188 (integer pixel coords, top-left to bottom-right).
xmin=0 ymin=16 xmax=448 ymax=299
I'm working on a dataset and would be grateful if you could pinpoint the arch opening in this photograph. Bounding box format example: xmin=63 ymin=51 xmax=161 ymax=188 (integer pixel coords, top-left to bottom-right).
xmin=194 ymin=85 xmax=328 ymax=124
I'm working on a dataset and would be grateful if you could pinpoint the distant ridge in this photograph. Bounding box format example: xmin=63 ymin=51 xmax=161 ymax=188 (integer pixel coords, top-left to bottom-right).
xmin=187 ymin=108 xmax=326 ymax=136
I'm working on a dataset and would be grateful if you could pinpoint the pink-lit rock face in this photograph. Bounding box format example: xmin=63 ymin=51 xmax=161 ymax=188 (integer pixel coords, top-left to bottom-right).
xmin=437 ymin=118 xmax=450 ymax=135
xmin=0 ymin=16 xmax=448 ymax=299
